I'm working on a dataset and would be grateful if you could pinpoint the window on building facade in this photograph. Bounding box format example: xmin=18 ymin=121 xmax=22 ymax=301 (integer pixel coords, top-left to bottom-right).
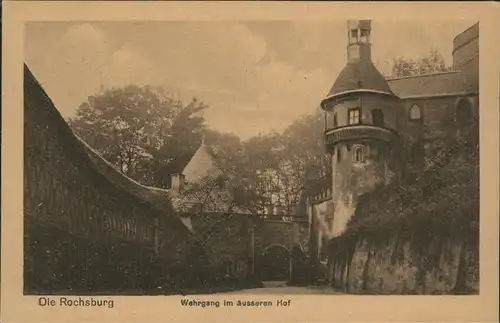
xmin=353 ymin=146 xmax=364 ymax=163
xmin=348 ymin=108 xmax=361 ymax=125
xmin=333 ymin=113 xmax=338 ymax=127
xmin=337 ymin=147 xmax=342 ymax=162
xmin=409 ymin=104 xmax=422 ymax=121
xmin=371 ymin=109 xmax=384 ymax=126
xmin=360 ymin=29 xmax=370 ymax=42
xmin=456 ymin=98 xmax=473 ymax=123
xmin=350 ymin=29 xmax=359 ymax=43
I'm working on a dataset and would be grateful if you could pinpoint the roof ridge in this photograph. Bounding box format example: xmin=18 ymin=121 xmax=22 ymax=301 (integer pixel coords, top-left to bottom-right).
xmin=386 ymin=70 xmax=461 ymax=81
xmin=75 ymin=134 xmax=170 ymax=194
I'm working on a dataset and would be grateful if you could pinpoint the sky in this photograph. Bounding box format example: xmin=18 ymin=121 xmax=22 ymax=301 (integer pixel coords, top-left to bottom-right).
xmin=25 ymin=20 xmax=475 ymax=140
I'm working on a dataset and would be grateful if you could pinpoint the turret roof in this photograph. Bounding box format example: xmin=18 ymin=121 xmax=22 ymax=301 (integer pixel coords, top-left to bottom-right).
xmin=323 ymin=60 xmax=395 ymax=103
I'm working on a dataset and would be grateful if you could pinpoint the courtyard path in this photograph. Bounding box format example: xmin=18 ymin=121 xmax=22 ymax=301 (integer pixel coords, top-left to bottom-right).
xmin=219 ymin=281 xmax=346 ymax=295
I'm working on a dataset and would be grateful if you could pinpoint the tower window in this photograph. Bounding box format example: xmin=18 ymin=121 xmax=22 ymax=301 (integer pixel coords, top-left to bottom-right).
xmin=409 ymin=104 xmax=422 ymax=121
xmin=350 ymin=29 xmax=359 ymax=43
xmin=360 ymin=29 xmax=370 ymax=42
xmin=333 ymin=113 xmax=338 ymax=127
xmin=348 ymin=108 xmax=361 ymax=125
xmin=456 ymin=98 xmax=473 ymax=123
xmin=337 ymin=148 xmax=342 ymax=162
xmin=371 ymin=109 xmax=384 ymax=126
xmin=353 ymin=146 xmax=364 ymax=163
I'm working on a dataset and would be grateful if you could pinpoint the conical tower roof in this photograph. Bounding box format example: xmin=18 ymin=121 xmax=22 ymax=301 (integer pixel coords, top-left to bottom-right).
xmin=323 ymin=59 xmax=394 ymax=102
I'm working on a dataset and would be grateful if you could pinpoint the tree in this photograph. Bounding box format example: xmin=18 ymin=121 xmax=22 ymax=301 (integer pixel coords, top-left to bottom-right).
xmin=391 ymin=47 xmax=450 ymax=78
xmin=224 ymin=109 xmax=332 ymax=214
xmin=68 ymin=85 xmax=207 ymax=186
xmin=280 ymin=110 xmax=332 ymax=198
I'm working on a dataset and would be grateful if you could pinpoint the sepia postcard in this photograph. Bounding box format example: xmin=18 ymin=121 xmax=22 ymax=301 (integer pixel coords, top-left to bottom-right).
xmin=1 ymin=1 xmax=499 ymax=322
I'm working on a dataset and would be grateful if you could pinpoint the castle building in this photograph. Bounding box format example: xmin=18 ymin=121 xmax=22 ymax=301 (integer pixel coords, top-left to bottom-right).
xmin=310 ymin=20 xmax=479 ymax=255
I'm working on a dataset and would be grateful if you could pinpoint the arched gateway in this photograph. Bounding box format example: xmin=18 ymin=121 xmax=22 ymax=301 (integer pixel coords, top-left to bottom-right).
xmin=260 ymin=244 xmax=290 ymax=281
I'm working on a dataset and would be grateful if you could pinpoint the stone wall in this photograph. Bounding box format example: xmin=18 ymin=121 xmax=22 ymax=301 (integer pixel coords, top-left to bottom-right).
xmin=331 ymin=141 xmax=394 ymax=237
xmin=308 ymin=199 xmax=334 ymax=260
xmin=254 ymin=217 xmax=308 ymax=254
xmin=396 ymin=95 xmax=479 ymax=144
xmin=328 ymin=236 xmax=479 ymax=295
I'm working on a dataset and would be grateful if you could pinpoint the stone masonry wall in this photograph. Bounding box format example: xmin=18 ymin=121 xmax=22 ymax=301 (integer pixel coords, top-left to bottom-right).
xmin=329 ymin=237 xmax=479 ymax=295
xmin=332 ymin=142 xmax=392 ymax=237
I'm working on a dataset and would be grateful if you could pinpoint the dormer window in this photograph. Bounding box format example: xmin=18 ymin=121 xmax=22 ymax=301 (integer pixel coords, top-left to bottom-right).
xmin=348 ymin=108 xmax=361 ymax=125
xmin=409 ymin=104 xmax=422 ymax=121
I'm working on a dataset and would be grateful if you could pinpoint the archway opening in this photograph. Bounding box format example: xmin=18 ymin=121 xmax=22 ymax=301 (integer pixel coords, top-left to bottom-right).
xmin=260 ymin=245 xmax=290 ymax=281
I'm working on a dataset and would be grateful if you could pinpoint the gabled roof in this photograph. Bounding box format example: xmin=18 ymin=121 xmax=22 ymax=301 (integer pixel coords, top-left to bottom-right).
xmin=169 ymin=140 xmax=252 ymax=215
xmin=323 ymin=60 xmax=394 ymax=102
xmin=182 ymin=142 xmax=222 ymax=183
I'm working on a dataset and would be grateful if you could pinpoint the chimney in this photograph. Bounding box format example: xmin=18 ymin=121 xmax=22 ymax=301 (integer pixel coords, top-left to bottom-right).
xmin=171 ymin=173 xmax=185 ymax=190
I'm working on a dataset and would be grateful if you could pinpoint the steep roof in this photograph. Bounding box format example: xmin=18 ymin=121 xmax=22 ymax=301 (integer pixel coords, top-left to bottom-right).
xmin=78 ymin=136 xmax=175 ymax=216
xmin=323 ymin=60 xmax=394 ymax=102
xmin=24 ymin=64 xmax=190 ymax=233
xmin=182 ymin=142 xmax=222 ymax=183
xmin=387 ymin=70 xmax=477 ymax=99
xmin=170 ymin=141 xmax=251 ymax=214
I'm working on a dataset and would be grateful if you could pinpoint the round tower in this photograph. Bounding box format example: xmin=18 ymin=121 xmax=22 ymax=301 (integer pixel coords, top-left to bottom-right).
xmin=321 ymin=20 xmax=400 ymax=237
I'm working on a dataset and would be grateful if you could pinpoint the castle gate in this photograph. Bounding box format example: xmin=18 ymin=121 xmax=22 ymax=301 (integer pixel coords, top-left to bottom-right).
xmin=252 ymin=216 xmax=309 ymax=282
xmin=260 ymin=244 xmax=290 ymax=281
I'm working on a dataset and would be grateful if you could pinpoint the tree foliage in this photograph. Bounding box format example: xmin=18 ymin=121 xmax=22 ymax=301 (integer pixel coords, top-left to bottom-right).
xmin=347 ymin=119 xmax=479 ymax=248
xmin=213 ymin=110 xmax=332 ymax=214
xmin=68 ymin=85 xmax=206 ymax=186
xmin=391 ymin=47 xmax=450 ymax=78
